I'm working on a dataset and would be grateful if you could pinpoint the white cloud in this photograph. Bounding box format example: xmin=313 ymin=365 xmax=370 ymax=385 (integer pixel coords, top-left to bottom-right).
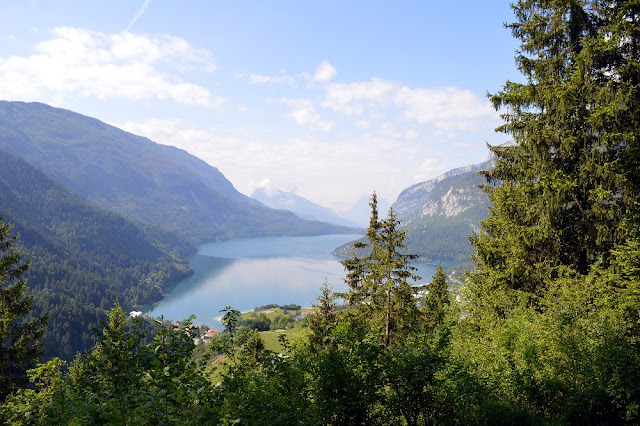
xmin=245 ymin=72 xmax=296 ymax=86
xmin=0 ymin=27 xmax=221 ymax=106
xmin=414 ymin=158 xmax=449 ymax=182
xmin=250 ymin=178 xmax=298 ymax=197
xmin=355 ymin=120 xmax=369 ymax=129
xmin=254 ymin=178 xmax=279 ymax=196
xmin=314 ymin=60 xmax=337 ymax=82
xmin=323 ymin=78 xmax=395 ymax=115
xmin=317 ymin=76 xmax=498 ymax=136
xmin=115 ymin=118 xmax=429 ymax=209
xmin=393 ymin=86 xmax=498 ymax=131
xmin=281 ymin=98 xmax=334 ymax=132
xmin=120 ymin=118 xmax=218 ymax=148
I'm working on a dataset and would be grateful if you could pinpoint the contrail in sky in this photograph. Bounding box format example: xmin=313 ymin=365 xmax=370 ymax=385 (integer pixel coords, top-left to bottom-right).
xmin=126 ymin=0 xmax=150 ymax=32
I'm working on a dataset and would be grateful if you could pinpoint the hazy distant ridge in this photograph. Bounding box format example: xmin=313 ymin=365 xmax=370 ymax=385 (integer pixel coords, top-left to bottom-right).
xmin=0 ymin=101 xmax=357 ymax=243
xmin=251 ymin=187 xmax=361 ymax=228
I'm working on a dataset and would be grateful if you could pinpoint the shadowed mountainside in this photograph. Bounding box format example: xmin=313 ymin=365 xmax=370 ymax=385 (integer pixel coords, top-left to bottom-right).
xmin=0 ymin=101 xmax=358 ymax=243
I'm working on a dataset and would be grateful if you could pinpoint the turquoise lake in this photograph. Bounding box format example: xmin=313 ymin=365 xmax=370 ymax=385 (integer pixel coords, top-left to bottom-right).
xmin=144 ymin=234 xmax=451 ymax=329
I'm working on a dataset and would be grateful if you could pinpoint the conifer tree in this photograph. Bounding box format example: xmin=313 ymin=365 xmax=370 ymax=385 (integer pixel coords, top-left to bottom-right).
xmin=423 ymin=262 xmax=449 ymax=328
xmin=470 ymin=0 xmax=640 ymax=315
xmin=340 ymin=194 xmax=421 ymax=347
xmin=0 ymin=216 xmax=46 ymax=401
xmin=308 ymin=281 xmax=338 ymax=349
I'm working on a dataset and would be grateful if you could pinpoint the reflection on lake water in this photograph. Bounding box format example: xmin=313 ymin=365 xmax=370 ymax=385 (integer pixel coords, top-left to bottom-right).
xmin=144 ymin=234 xmax=452 ymax=329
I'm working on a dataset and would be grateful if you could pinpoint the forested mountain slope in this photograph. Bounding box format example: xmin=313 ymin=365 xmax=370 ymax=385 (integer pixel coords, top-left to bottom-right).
xmin=0 ymin=150 xmax=192 ymax=360
xmin=0 ymin=101 xmax=357 ymax=242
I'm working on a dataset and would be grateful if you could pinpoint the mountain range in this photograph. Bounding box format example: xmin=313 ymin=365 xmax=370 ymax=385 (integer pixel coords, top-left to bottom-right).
xmin=0 ymin=101 xmax=357 ymax=243
xmin=0 ymin=101 xmax=358 ymax=360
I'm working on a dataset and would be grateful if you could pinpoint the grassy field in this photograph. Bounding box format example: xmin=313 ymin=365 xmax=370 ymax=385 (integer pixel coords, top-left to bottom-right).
xmin=239 ymin=307 xmax=315 ymax=352
xmin=259 ymin=327 xmax=310 ymax=352
xmin=200 ymin=307 xmax=315 ymax=383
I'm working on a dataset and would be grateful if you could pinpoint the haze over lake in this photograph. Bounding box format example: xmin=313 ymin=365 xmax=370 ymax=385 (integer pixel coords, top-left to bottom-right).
xmin=144 ymin=234 xmax=449 ymax=328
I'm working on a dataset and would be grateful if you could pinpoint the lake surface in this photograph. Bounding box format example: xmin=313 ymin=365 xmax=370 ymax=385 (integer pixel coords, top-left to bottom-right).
xmin=144 ymin=234 xmax=451 ymax=329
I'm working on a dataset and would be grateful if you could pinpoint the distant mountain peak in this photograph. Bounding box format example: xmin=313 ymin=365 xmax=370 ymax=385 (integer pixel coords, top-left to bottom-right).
xmin=251 ymin=186 xmax=361 ymax=228
xmin=388 ymin=157 xmax=493 ymax=260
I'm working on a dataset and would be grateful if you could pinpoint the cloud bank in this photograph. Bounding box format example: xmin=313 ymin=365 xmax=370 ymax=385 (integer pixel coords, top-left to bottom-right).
xmin=0 ymin=27 xmax=221 ymax=107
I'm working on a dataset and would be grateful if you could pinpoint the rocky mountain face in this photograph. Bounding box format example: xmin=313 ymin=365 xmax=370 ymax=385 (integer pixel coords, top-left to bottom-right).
xmin=392 ymin=159 xmax=493 ymax=260
xmin=333 ymin=159 xmax=493 ymax=261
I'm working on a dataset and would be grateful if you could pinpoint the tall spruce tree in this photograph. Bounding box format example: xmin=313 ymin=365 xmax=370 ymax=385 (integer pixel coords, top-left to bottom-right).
xmin=470 ymin=0 xmax=640 ymax=315
xmin=340 ymin=194 xmax=421 ymax=347
xmin=0 ymin=216 xmax=46 ymax=401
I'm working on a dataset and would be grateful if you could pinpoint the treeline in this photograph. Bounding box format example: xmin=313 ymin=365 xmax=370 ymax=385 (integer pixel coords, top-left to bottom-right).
xmin=239 ymin=308 xmax=303 ymax=332
xmin=334 ymin=213 xmax=480 ymax=261
xmin=252 ymin=303 xmax=301 ymax=311
xmin=0 ymin=151 xmax=192 ymax=360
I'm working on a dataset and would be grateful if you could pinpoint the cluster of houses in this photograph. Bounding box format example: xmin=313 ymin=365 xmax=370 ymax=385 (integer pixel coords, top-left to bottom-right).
xmin=129 ymin=311 xmax=219 ymax=345
xmin=193 ymin=328 xmax=219 ymax=345
xmin=292 ymin=311 xmax=313 ymax=321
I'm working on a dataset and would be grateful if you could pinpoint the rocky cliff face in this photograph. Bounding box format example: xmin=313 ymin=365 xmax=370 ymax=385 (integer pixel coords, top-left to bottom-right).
xmin=391 ymin=159 xmax=493 ymax=260
xmin=333 ymin=158 xmax=494 ymax=261
xmin=394 ymin=162 xmax=488 ymax=221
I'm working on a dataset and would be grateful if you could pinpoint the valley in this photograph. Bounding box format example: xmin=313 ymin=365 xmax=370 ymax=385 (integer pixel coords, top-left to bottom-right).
xmin=2 ymin=2 xmax=638 ymax=423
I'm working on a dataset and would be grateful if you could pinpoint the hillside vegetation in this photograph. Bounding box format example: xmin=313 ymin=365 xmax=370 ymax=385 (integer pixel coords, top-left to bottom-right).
xmin=0 ymin=150 xmax=192 ymax=360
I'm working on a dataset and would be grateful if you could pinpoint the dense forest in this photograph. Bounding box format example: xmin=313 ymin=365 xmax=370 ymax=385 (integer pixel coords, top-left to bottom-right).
xmin=2 ymin=0 xmax=640 ymax=424
xmin=0 ymin=150 xmax=193 ymax=360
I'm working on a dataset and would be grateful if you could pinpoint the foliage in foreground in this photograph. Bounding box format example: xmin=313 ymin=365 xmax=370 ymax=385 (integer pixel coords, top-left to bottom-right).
xmin=0 ymin=216 xmax=46 ymax=402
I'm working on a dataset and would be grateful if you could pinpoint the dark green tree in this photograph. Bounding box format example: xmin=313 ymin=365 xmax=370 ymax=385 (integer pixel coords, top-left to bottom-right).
xmin=340 ymin=194 xmax=421 ymax=347
xmin=423 ymin=262 xmax=449 ymax=328
xmin=470 ymin=0 xmax=640 ymax=316
xmin=308 ymin=280 xmax=338 ymax=349
xmin=340 ymin=193 xmax=382 ymax=308
xmin=220 ymin=306 xmax=240 ymax=335
xmin=457 ymin=1 xmax=640 ymax=421
xmin=0 ymin=216 xmax=46 ymax=401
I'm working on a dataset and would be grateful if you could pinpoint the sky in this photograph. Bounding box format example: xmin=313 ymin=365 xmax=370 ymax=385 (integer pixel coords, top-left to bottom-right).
xmin=0 ymin=1 xmax=520 ymax=212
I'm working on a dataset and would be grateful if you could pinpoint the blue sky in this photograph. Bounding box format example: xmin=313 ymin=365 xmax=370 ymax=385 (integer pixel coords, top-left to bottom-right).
xmin=0 ymin=0 xmax=519 ymax=211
